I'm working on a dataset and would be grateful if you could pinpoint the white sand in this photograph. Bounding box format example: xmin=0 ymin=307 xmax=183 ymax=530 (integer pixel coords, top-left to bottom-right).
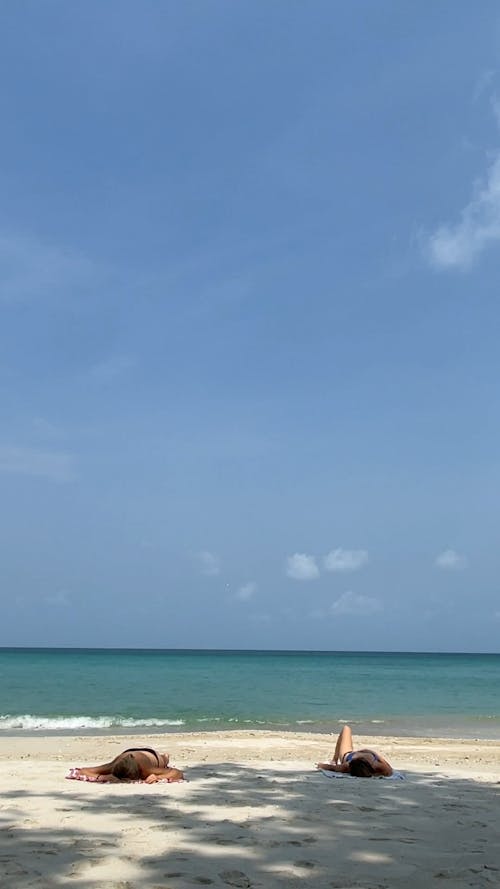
xmin=1 ymin=731 xmax=499 ymax=888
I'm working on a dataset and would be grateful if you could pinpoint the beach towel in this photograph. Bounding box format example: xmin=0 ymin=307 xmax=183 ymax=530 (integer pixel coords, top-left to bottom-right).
xmin=66 ymin=768 xmax=180 ymax=784
xmin=320 ymin=768 xmax=405 ymax=780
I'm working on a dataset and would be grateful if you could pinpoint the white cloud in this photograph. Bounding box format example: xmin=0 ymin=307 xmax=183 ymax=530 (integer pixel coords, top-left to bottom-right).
xmin=324 ymin=548 xmax=368 ymax=573
xmin=330 ymin=591 xmax=382 ymax=616
xmin=235 ymin=581 xmax=257 ymax=601
xmin=196 ymin=550 xmax=221 ymax=576
xmin=435 ymin=549 xmax=467 ymax=570
xmin=286 ymin=553 xmax=320 ymax=581
xmin=426 ymin=146 xmax=500 ymax=270
xmin=0 ymin=445 xmax=75 ymax=483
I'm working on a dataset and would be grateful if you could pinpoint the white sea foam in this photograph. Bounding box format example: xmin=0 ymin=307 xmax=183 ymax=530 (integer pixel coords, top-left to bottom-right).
xmin=0 ymin=715 xmax=185 ymax=731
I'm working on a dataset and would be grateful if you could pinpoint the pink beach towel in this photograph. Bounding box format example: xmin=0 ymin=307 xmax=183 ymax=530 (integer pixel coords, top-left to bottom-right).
xmin=66 ymin=768 xmax=180 ymax=784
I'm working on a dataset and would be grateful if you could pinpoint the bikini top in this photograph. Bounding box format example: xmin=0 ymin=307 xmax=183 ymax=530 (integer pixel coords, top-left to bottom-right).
xmin=345 ymin=749 xmax=381 ymax=763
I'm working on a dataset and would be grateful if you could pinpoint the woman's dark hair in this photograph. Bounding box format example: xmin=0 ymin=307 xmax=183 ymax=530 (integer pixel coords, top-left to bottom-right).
xmin=112 ymin=754 xmax=142 ymax=782
xmin=349 ymin=757 xmax=376 ymax=778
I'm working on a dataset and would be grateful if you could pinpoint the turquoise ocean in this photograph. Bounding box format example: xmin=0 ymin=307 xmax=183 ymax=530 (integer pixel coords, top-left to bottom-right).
xmin=1 ymin=648 xmax=499 ymax=739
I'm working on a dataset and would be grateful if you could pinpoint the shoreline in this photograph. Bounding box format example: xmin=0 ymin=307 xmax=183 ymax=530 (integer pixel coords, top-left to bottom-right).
xmin=1 ymin=730 xmax=499 ymax=887
xmin=3 ymin=716 xmax=500 ymax=741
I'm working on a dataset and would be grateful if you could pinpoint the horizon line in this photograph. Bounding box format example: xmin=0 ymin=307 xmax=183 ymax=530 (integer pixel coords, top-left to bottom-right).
xmin=1 ymin=646 xmax=499 ymax=656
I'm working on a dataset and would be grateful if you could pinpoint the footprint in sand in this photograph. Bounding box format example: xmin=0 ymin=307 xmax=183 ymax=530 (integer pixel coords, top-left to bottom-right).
xmin=287 ymin=835 xmax=317 ymax=846
xmin=262 ymin=834 xmax=317 ymax=849
xmin=330 ymin=882 xmax=387 ymax=889
xmin=369 ymin=836 xmax=416 ymax=844
xmin=219 ymin=870 xmax=252 ymax=888
xmin=68 ymin=859 xmax=102 ymax=877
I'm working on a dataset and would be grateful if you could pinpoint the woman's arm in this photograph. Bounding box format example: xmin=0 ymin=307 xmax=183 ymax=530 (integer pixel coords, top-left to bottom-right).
xmin=316 ymin=761 xmax=349 ymax=773
xmin=145 ymin=767 xmax=184 ymax=783
xmin=373 ymin=755 xmax=393 ymax=777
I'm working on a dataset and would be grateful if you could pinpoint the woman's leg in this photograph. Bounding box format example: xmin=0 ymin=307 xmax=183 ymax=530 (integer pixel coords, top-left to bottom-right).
xmin=76 ymin=753 xmax=125 ymax=778
xmin=333 ymin=725 xmax=353 ymax=763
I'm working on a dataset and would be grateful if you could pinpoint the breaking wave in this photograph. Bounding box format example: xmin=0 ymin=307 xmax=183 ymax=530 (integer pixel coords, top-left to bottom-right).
xmin=0 ymin=714 xmax=185 ymax=731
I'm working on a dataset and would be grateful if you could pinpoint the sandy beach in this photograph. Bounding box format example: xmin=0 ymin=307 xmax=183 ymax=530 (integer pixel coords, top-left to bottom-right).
xmin=1 ymin=732 xmax=499 ymax=889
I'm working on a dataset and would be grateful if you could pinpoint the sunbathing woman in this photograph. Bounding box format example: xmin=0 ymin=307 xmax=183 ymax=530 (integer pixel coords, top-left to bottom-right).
xmin=74 ymin=746 xmax=183 ymax=783
xmin=317 ymin=725 xmax=393 ymax=777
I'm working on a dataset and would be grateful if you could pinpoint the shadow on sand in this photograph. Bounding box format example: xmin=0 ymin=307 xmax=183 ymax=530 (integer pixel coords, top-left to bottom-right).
xmin=1 ymin=763 xmax=500 ymax=888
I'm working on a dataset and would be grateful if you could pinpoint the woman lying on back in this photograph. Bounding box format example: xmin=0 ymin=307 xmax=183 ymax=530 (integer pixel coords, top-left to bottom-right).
xmin=74 ymin=746 xmax=183 ymax=783
xmin=317 ymin=725 xmax=393 ymax=777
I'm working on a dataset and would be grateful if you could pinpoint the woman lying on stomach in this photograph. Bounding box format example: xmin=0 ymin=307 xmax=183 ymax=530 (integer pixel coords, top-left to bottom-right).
xmin=74 ymin=746 xmax=184 ymax=783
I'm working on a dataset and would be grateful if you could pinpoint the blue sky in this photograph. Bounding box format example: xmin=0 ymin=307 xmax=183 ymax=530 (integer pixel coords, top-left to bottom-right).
xmin=1 ymin=1 xmax=500 ymax=651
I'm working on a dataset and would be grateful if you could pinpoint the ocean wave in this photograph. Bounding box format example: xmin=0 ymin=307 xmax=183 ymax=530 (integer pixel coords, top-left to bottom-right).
xmin=0 ymin=715 xmax=185 ymax=731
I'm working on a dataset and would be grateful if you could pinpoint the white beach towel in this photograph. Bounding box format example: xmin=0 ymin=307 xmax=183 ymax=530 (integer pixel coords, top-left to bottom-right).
xmin=320 ymin=768 xmax=405 ymax=780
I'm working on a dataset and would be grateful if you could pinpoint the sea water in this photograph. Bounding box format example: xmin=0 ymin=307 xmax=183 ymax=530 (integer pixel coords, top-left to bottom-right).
xmin=1 ymin=648 xmax=499 ymax=738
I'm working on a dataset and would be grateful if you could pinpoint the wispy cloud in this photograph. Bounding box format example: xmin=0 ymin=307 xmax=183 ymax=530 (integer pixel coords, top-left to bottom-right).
xmin=45 ymin=590 xmax=71 ymax=607
xmin=285 ymin=553 xmax=320 ymax=581
xmin=473 ymin=70 xmax=495 ymax=103
xmin=235 ymin=581 xmax=257 ymax=601
xmin=308 ymin=608 xmax=326 ymax=620
xmin=0 ymin=232 xmax=95 ymax=303
xmin=330 ymin=591 xmax=382 ymax=616
xmin=491 ymin=94 xmax=500 ymax=128
xmin=426 ymin=105 xmax=500 ymax=270
xmin=248 ymin=612 xmax=271 ymax=623
xmin=32 ymin=417 xmax=64 ymax=440
xmin=88 ymin=355 xmax=136 ymax=383
xmin=0 ymin=445 xmax=75 ymax=483
xmin=196 ymin=550 xmax=221 ymax=576
xmin=324 ymin=548 xmax=368 ymax=573
xmin=435 ymin=549 xmax=467 ymax=570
